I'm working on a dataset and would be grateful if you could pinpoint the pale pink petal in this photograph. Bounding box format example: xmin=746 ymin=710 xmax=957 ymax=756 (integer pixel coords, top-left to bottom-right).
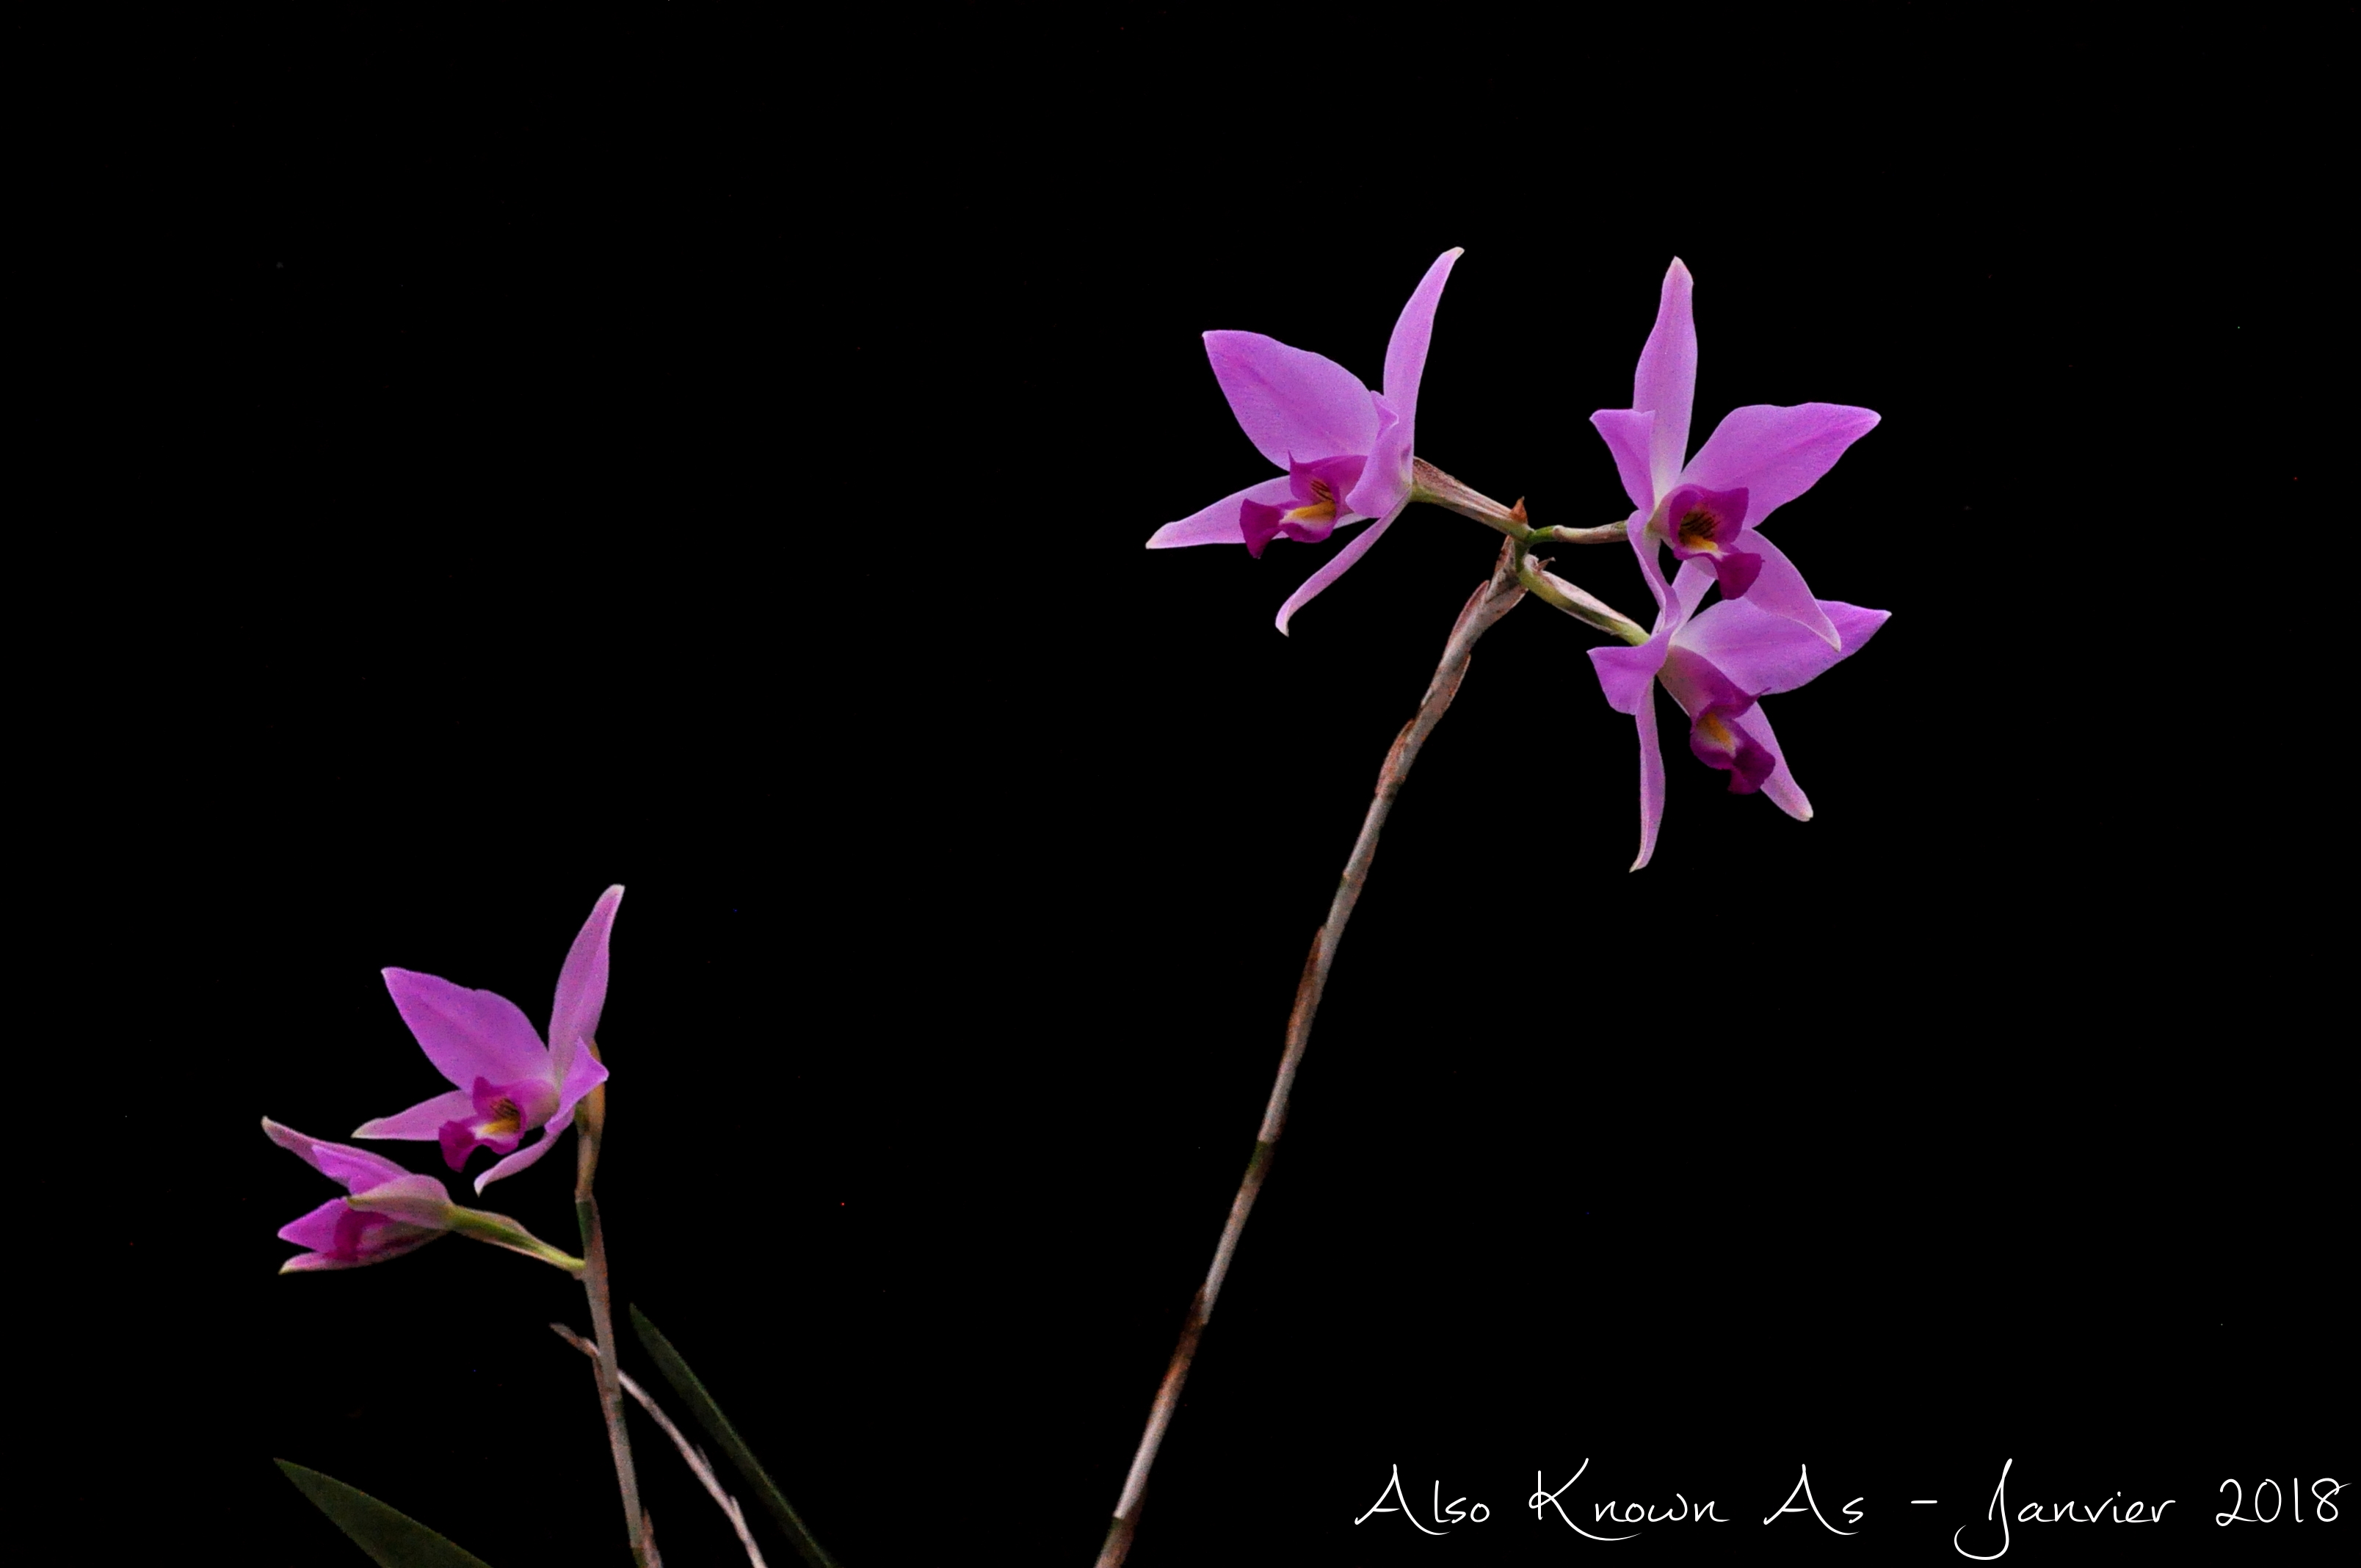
xmin=382 ymin=969 xmax=551 ymax=1089
xmin=548 ymin=885 xmax=622 ymax=1093
xmin=352 ymin=1087 xmax=477 ymax=1141
xmin=1676 ymin=595 xmax=1888 ymax=694
xmin=1147 ymin=475 xmax=1298 ymax=548
xmin=556 ymin=1037 xmax=609 ymax=1112
xmin=1589 ymin=408 xmax=1658 ymax=517
xmin=278 ymin=1197 xmax=358 ymax=1254
xmin=1722 ymin=532 xmax=1840 ymax=649
xmin=1272 ymin=503 xmax=1402 ymax=636
xmin=1357 ymin=247 xmax=1462 ymax=507
xmin=343 ymin=1174 xmax=459 ymax=1225
xmin=1681 ymin=402 xmax=1879 ymax=529
xmin=473 ymin=1110 xmax=568 ymax=1193
xmin=309 ymin=1141 xmax=429 ymax=1194
xmin=1203 ymin=331 xmax=1380 ymax=471
xmin=1633 ymin=259 xmax=1697 ymax=501
xmin=1348 ymin=393 xmax=1410 ymax=518
xmin=1741 ymin=700 xmax=1812 ymax=821
xmin=1630 ymin=683 xmax=1667 ymax=871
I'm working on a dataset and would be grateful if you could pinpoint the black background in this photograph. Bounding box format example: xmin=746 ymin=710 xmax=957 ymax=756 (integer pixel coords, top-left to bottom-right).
xmin=56 ymin=12 xmax=2343 ymax=1567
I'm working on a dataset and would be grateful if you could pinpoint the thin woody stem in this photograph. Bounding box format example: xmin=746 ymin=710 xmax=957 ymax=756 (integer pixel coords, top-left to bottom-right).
xmin=574 ymin=1070 xmax=656 ymax=1568
xmin=1095 ymin=537 xmax=1528 ymax=1568
xmin=556 ymin=1324 xmax=768 ymax=1568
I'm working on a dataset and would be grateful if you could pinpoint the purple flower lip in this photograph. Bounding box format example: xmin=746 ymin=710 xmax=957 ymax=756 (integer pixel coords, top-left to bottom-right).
xmin=1147 ymin=249 xmax=1462 ymax=633
xmin=352 ymin=885 xmax=622 ymax=1193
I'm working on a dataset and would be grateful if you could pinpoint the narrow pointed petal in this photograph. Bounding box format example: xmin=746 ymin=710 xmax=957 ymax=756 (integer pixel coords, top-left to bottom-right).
xmin=1347 ymin=394 xmax=1410 ymax=518
xmin=1741 ymin=700 xmax=1812 ymax=820
xmin=1682 ymin=402 xmax=1879 ymax=529
xmin=1633 ymin=259 xmax=1697 ymax=501
xmin=1724 ymin=532 xmax=1840 ymax=648
xmin=352 ymin=1088 xmax=479 ymax=1141
xmin=1379 ymin=247 xmax=1462 ymax=444
xmin=556 ymin=1037 xmax=609 ymax=1111
xmin=1630 ymin=684 xmax=1667 ymax=871
xmin=548 ymin=885 xmax=622 ymax=1093
xmin=382 ymin=969 xmax=551 ymax=1089
xmin=1589 ymin=408 xmax=1658 ymax=517
xmin=1148 ymin=475 xmax=1298 ymax=548
xmin=1203 ymin=331 xmax=1380 ymax=471
xmin=1677 ymin=595 xmax=1888 ymax=694
xmin=310 ymin=1141 xmax=427 ymax=1194
xmin=1272 ymin=504 xmax=1402 ymax=636
xmin=278 ymin=1197 xmax=361 ymax=1254
xmin=473 ymin=1111 xmax=567 ymax=1192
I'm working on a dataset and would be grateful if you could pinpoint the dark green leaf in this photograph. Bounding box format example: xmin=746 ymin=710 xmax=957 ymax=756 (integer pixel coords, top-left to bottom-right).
xmin=629 ymin=1304 xmax=844 ymax=1568
xmin=275 ymin=1460 xmax=498 ymax=1568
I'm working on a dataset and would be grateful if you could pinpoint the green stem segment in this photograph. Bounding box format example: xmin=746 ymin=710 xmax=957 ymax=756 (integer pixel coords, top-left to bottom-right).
xmin=573 ymin=1066 xmax=656 ymax=1568
xmin=445 ymin=1208 xmax=585 ymax=1274
xmin=1095 ymin=537 xmax=1530 ymax=1568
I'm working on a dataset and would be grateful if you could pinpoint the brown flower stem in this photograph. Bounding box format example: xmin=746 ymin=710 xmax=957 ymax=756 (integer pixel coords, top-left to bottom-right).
xmin=1094 ymin=537 xmax=1528 ymax=1568
xmin=573 ymin=1068 xmax=655 ymax=1568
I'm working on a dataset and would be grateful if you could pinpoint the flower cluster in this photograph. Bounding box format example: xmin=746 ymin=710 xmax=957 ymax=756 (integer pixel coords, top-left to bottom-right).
xmin=261 ymin=887 xmax=623 ymax=1273
xmin=1150 ymin=252 xmax=1887 ymax=868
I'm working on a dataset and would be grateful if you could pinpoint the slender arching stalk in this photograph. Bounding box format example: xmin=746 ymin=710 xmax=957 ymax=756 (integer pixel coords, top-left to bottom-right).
xmin=1095 ymin=534 xmax=1529 ymax=1568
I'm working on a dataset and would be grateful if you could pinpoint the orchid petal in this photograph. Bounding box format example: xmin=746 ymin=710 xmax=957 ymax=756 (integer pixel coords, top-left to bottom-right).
xmin=1148 ymin=475 xmax=1299 ymax=548
xmin=1382 ymin=247 xmax=1460 ymax=415
xmin=381 ymin=968 xmax=551 ymax=1090
xmin=1589 ymin=637 xmax=1668 ymax=716
xmin=1203 ymin=331 xmax=1380 ymax=471
xmin=352 ymin=1088 xmax=478 ymax=1141
xmin=1348 ymin=394 xmax=1409 ymax=518
xmin=1630 ymin=683 xmax=1667 ymax=871
xmin=1677 ymin=595 xmax=1888 ymax=695
xmin=1273 ymin=502 xmax=1403 ymax=636
xmin=1589 ymin=409 xmax=1658 ymax=517
xmin=278 ymin=1197 xmax=360 ymax=1254
xmin=1741 ymin=700 xmax=1812 ymax=821
xmin=343 ymin=1174 xmax=460 ymax=1225
xmin=1633 ymin=259 xmax=1697 ymax=501
xmin=474 ymin=1111 xmax=567 ymax=1193
xmin=1682 ymin=402 xmax=1879 ymax=529
xmin=548 ymin=885 xmax=622 ymax=1094
xmin=1722 ymin=532 xmax=1840 ymax=649
xmin=264 ymin=1119 xmax=414 ymax=1189
xmin=556 ymin=1035 xmax=609 ymax=1111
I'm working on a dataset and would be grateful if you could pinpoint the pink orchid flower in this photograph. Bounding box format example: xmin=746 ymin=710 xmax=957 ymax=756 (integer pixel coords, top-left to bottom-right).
xmin=1592 ymin=563 xmax=1887 ymax=871
xmin=264 ymin=1119 xmax=458 ymax=1272
xmin=353 ymin=885 xmax=620 ymax=1192
xmin=1591 ymin=258 xmax=1879 ymax=650
xmin=1147 ymin=247 xmax=1461 ymax=634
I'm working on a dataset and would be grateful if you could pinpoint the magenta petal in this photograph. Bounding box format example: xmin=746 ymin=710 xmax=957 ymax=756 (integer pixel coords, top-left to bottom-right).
xmin=1347 ymin=393 xmax=1410 ymax=518
xmin=1726 ymin=533 xmax=1839 ymax=648
xmin=1677 ymin=594 xmax=1887 ymax=695
xmin=1147 ymin=475 xmax=1296 ymax=549
xmin=548 ymin=885 xmax=622 ymax=1095
xmin=1632 ymin=259 xmax=1697 ymax=500
xmin=382 ymin=968 xmax=551 ymax=1090
xmin=1681 ymin=402 xmax=1879 ymax=529
xmin=1630 ymin=683 xmax=1667 ymax=872
xmin=1589 ymin=408 xmax=1658 ymax=517
xmin=278 ymin=1196 xmax=358 ymax=1253
xmin=352 ymin=1087 xmax=477 ymax=1141
xmin=1589 ymin=637 xmax=1667 ymax=716
xmin=1353 ymin=247 xmax=1459 ymax=509
xmin=474 ymin=1112 xmax=565 ymax=1193
xmin=343 ymin=1174 xmax=457 ymax=1226
xmin=1272 ymin=504 xmax=1401 ymax=636
xmin=1741 ymin=700 xmax=1812 ymax=821
xmin=308 ymin=1140 xmax=424 ymax=1194
xmin=1203 ymin=331 xmax=1380 ymax=471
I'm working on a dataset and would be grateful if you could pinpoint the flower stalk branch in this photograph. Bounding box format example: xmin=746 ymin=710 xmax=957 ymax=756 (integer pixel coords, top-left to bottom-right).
xmin=555 ymin=1324 xmax=767 ymax=1568
xmin=1096 ymin=537 xmax=1528 ymax=1568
